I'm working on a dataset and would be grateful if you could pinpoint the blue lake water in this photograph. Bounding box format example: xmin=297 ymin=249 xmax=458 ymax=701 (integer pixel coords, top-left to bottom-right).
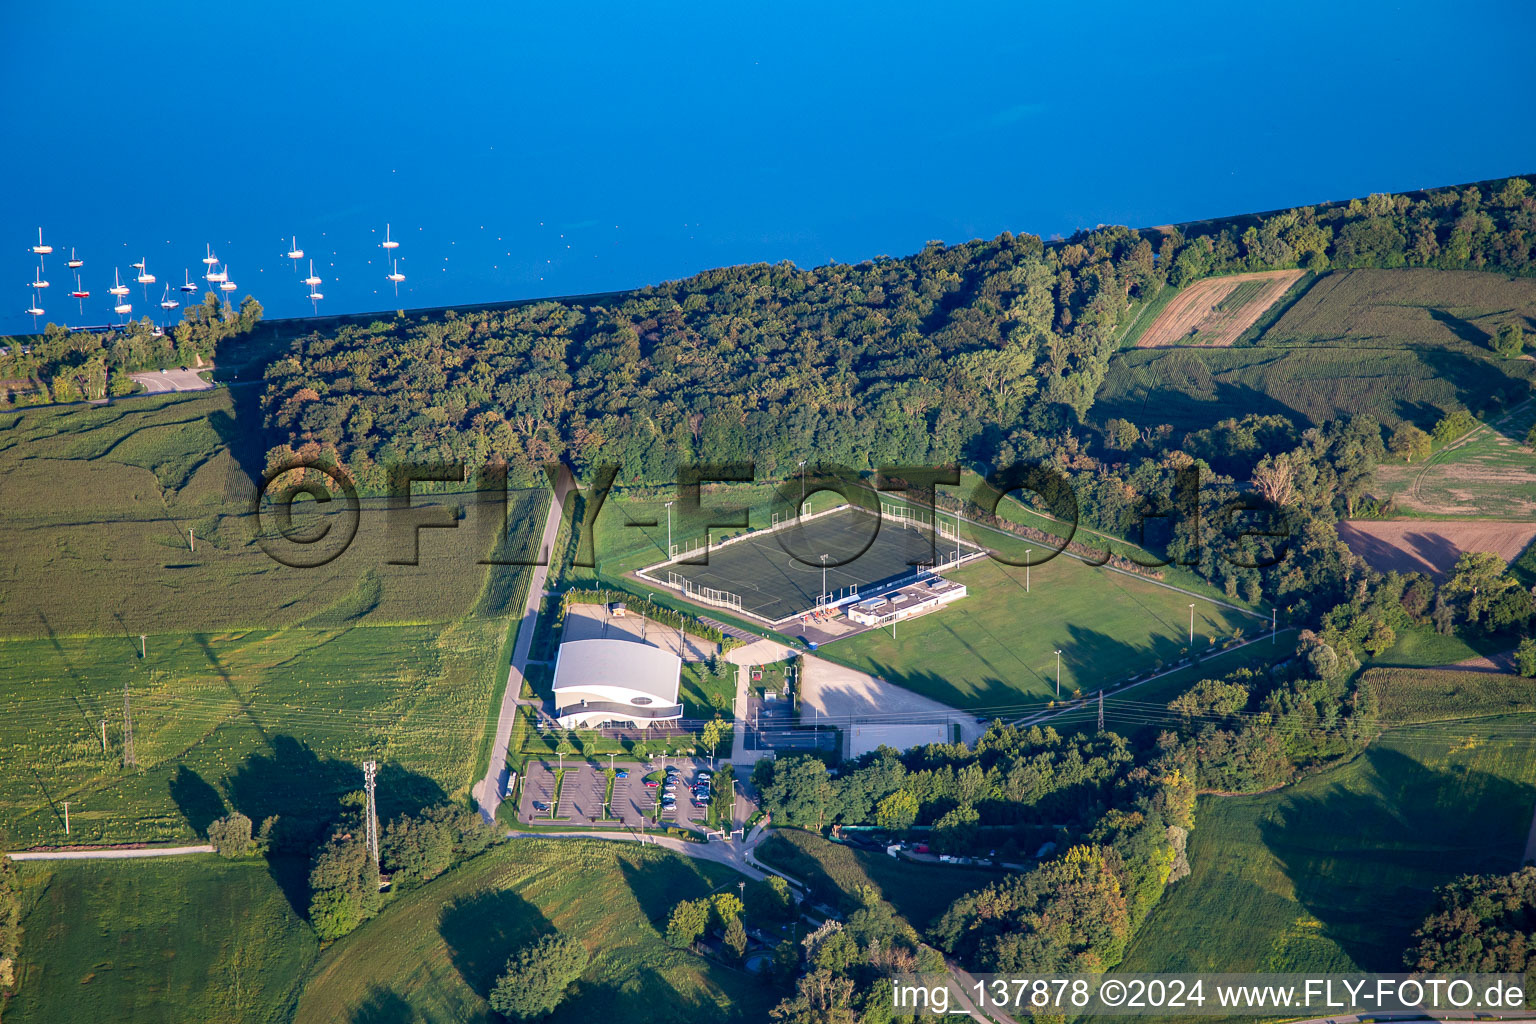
xmin=3 ymin=0 xmax=1534 ymax=336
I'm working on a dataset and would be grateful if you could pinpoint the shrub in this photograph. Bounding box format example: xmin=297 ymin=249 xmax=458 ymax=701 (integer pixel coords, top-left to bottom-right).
xmin=723 ymin=916 xmax=748 ymax=960
xmin=1492 ymin=322 xmax=1526 ymax=357
xmin=307 ymin=824 xmax=381 ymax=941
xmin=489 ymin=933 xmax=590 ymax=1020
xmin=207 ymin=813 xmax=255 ymax=858
xmin=1431 ymin=409 xmax=1478 ymax=444
xmin=665 ymin=899 xmax=709 ymax=948
xmin=1517 ymin=638 xmax=1536 ymax=679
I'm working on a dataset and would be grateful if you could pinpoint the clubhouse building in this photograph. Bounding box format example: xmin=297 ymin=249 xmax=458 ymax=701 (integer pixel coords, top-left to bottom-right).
xmin=551 ymin=638 xmax=684 ymax=730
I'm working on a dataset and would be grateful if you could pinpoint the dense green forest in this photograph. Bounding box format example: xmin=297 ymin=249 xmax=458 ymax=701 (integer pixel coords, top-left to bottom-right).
xmin=254 ymin=175 xmax=1536 ymax=491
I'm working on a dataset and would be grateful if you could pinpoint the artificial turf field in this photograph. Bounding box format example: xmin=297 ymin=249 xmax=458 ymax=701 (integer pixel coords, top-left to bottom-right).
xmin=647 ymin=505 xmax=980 ymax=623
xmin=825 ymin=549 xmax=1263 ymax=709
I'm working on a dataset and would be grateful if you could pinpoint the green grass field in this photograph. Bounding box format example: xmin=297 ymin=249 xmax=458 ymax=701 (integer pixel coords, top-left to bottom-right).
xmin=755 ymin=829 xmax=1008 ymax=931
xmin=294 ymin=838 xmax=768 ymax=1024
xmin=1372 ymin=620 xmax=1501 ymax=668
xmin=7 ymin=856 xmax=318 ymax=1024
xmin=5 ymin=839 xmax=767 ymax=1024
xmin=826 ymin=552 xmax=1262 ymax=709
xmin=1095 ymin=269 xmax=1536 ymax=436
xmin=1115 ymin=718 xmax=1536 ymax=974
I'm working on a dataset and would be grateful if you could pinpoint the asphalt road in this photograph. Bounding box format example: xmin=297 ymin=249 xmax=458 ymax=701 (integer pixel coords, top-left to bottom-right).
xmin=6 ymin=844 xmax=214 ymax=860
xmin=476 ymin=468 xmax=573 ymax=822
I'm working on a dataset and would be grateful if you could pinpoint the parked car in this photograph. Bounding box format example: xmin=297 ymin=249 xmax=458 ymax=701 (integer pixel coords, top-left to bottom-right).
xmin=615 ymin=770 xmax=629 ymax=778
xmin=531 ymin=801 xmax=548 ymax=811
xmin=643 ymin=779 xmax=659 ymax=788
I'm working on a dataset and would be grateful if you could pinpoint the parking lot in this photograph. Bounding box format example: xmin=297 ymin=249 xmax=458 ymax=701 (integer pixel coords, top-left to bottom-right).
xmin=129 ymin=366 xmax=214 ymax=393
xmin=518 ymin=756 xmax=734 ymax=831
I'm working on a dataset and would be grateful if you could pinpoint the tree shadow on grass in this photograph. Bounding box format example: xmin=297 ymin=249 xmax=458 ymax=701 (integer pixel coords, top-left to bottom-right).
xmin=752 ymin=831 xmax=867 ymax=914
xmin=439 ymin=886 xmax=553 ymax=999
xmin=569 ymin=964 xmax=755 ymax=1024
xmin=1427 ymin=308 xmax=1490 ymax=347
xmin=168 ymin=765 xmax=226 ymax=835
xmin=1257 ymin=742 xmax=1536 ymax=970
xmin=225 ymin=734 xmax=446 ymax=922
xmin=348 ymin=986 xmax=416 ymax=1024
xmin=207 ymin=384 xmax=268 ymax=492
xmin=616 ymin=846 xmax=723 ymax=928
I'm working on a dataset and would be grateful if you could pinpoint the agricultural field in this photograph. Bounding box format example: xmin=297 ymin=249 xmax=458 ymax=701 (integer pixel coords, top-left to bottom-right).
xmin=1135 ymin=269 xmax=1305 ymax=348
xmin=1366 ymin=666 xmax=1536 ymax=724
xmin=1372 ymin=400 xmax=1536 ymax=519
xmin=0 ymin=387 xmax=543 ymax=849
xmin=1260 ymin=268 xmax=1536 ymax=350
xmin=825 ymin=551 xmax=1262 ymax=709
xmin=1095 ymin=269 xmax=1536 ymax=435
xmin=0 ymin=391 xmax=545 ymax=635
xmin=6 ymin=856 xmax=317 ymax=1024
xmin=0 ymin=619 xmax=507 ymax=848
xmin=755 ymin=828 xmax=1008 ymax=931
xmin=294 ymin=838 xmax=767 ymax=1024
xmin=1114 ymin=717 xmax=1536 ymax=975
xmin=1335 ymin=519 xmax=1536 ymax=578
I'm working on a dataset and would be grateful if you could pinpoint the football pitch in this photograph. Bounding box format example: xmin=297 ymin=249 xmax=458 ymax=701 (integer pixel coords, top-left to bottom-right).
xmin=640 ymin=505 xmax=981 ymax=623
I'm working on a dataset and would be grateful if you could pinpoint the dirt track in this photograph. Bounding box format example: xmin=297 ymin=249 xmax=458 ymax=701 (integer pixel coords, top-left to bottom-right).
xmin=1137 ymin=269 xmax=1304 ymax=347
xmin=1336 ymin=519 xmax=1536 ymax=578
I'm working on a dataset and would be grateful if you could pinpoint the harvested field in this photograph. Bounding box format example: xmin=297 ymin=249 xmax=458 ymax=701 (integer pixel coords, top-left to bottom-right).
xmin=1136 ymin=269 xmax=1305 ymax=348
xmin=1439 ymin=649 xmax=1520 ymax=675
xmin=1336 ymin=519 xmax=1536 ymax=578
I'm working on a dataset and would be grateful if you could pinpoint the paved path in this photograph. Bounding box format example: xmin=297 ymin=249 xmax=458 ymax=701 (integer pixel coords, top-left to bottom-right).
xmin=6 ymin=844 xmax=213 ymax=860
xmin=506 ymin=827 xmax=791 ymax=886
xmin=476 ymin=470 xmax=574 ymax=822
xmin=724 ymin=639 xmax=793 ymax=769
